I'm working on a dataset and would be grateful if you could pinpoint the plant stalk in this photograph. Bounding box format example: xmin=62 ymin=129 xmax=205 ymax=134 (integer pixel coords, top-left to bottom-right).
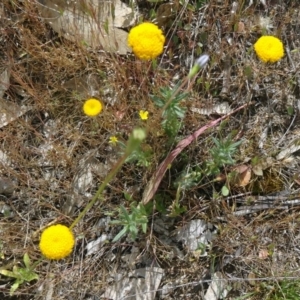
xmin=70 ymin=128 xmax=146 ymax=230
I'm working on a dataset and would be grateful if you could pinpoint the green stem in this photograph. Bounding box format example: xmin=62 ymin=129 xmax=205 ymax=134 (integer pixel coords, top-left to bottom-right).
xmin=69 ymin=154 xmax=128 ymax=230
xmin=161 ymin=72 xmax=198 ymax=114
xmin=69 ymin=128 xmax=146 ymax=230
xmin=161 ymin=76 xmax=189 ymax=113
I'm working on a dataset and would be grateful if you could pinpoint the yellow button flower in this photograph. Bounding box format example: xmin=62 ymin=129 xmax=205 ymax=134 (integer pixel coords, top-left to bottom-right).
xmin=39 ymin=224 xmax=75 ymax=260
xmin=128 ymin=22 xmax=165 ymax=60
xmin=254 ymin=36 xmax=284 ymax=63
xmin=139 ymin=110 xmax=149 ymax=120
xmin=83 ymin=98 xmax=103 ymax=117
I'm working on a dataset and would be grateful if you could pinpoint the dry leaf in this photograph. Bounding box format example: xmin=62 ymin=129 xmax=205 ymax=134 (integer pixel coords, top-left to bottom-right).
xmin=0 ymin=68 xmax=27 ymax=128
xmin=277 ymin=141 xmax=300 ymax=161
xmin=234 ymin=164 xmax=249 ymax=174
xmin=0 ymin=101 xmax=30 ymax=128
xmin=233 ymin=164 xmax=252 ymax=187
xmin=191 ymin=102 xmax=231 ymax=116
xmin=114 ymin=110 xmax=126 ymax=121
xmin=293 ymin=173 xmax=300 ymax=186
xmin=155 ymin=3 xmax=177 ymax=27
xmin=102 ymin=267 xmax=164 ymax=300
xmin=252 ymin=164 xmax=263 ymax=176
xmin=258 ymin=249 xmax=269 ymax=260
xmin=247 ymin=272 xmax=256 ymax=286
xmin=204 ymin=272 xmax=229 ymax=300
xmin=236 ymin=21 xmax=245 ymax=33
xmin=238 ymin=169 xmax=251 ymax=187
xmin=37 ymin=0 xmax=139 ymax=54
xmin=62 ymin=74 xmax=102 ymax=98
xmin=0 ymin=68 xmax=10 ymax=99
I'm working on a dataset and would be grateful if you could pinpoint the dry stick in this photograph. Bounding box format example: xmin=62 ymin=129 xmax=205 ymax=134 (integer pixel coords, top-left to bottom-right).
xmin=142 ymin=102 xmax=252 ymax=204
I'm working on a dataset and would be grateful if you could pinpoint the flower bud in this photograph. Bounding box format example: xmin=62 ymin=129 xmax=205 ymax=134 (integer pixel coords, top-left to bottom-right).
xmin=125 ymin=128 xmax=146 ymax=155
xmin=195 ymin=54 xmax=210 ymax=68
xmin=132 ymin=128 xmax=146 ymax=141
xmin=188 ymin=54 xmax=209 ymax=78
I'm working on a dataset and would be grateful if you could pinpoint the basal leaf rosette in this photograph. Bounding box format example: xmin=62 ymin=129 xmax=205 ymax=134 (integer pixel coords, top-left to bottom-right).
xmin=254 ymin=36 xmax=284 ymax=63
xmin=39 ymin=224 xmax=75 ymax=260
xmin=128 ymin=22 xmax=165 ymax=60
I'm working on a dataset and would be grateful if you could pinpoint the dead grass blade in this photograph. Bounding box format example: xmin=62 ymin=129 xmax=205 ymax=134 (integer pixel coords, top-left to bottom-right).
xmin=142 ymin=102 xmax=252 ymax=204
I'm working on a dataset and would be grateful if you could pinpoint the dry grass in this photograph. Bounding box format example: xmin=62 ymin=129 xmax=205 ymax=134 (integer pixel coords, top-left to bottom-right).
xmin=0 ymin=0 xmax=300 ymax=299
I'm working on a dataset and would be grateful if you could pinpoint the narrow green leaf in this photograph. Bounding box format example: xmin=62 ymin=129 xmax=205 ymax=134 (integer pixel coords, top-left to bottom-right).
xmin=112 ymin=227 xmax=127 ymax=242
xmin=0 ymin=269 xmax=19 ymax=279
xmin=23 ymin=253 xmax=31 ymax=269
xmin=10 ymin=280 xmax=22 ymax=296
xmin=142 ymin=223 xmax=147 ymax=233
xmin=123 ymin=192 xmax=132 ymax=201
xmin=25 ymin=271 xmax=39 ymax=282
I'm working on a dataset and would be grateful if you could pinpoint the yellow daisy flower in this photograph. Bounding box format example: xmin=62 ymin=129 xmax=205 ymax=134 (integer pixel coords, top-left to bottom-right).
xmin=109 ymin=136 xmax=118 ymax=146
xmin=254 ymin=36 xmax=284 ymax=63
xmin=83 ymin=98 xmax=103 ymax=117
xmin=128 ymin=22 xmax=165 ymax=60
xmin=139 ymin=110 xmax=149 ymax=120
xmin=39 ymin=224 xmax=75 ymax=260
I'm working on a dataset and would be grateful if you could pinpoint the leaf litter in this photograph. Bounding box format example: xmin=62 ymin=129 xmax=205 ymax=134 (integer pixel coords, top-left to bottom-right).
xmin=0 ymin=68 xmax=31 ymax=128
xmin=2 ymin=0 xmax=300 ymax=299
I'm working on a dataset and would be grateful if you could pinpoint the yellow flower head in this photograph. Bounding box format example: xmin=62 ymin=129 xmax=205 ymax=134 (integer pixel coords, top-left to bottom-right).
xmin=139 ymin=110 xmax=149 ymax=120
xmin=39 ymin=224 xmax=75 ymax=260
xmin=128 ymin=22 xmax=165 ymax=60
xmin=109 ymin=136 xmax=118 ymax=145
xmin=254 ymin=36 xmax=284 ymax=63
xmin=83 ymin=98 xmax=103 ymax=117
